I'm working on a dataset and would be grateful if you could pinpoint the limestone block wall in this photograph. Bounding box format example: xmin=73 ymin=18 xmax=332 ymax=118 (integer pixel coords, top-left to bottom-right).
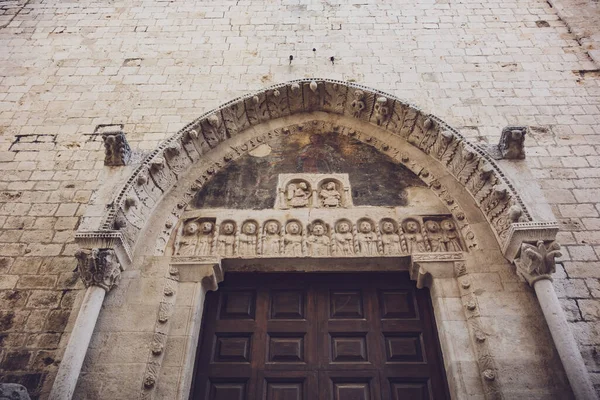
xmin=0 ymin=0 xmax=599 ymax=398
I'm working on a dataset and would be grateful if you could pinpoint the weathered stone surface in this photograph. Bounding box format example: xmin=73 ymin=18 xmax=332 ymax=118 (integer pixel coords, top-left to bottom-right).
xmin=0 ymin=383 xmax=31 ymax=400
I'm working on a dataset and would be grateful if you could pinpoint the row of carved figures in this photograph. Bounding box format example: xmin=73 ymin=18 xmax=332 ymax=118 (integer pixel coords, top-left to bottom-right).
xmin=175 ymin=217 xmax=464 ymax=257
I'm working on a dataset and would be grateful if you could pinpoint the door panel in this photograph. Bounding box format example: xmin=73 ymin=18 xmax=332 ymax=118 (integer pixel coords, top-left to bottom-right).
xmin=191 ymin=273 xmax=449 ymax=400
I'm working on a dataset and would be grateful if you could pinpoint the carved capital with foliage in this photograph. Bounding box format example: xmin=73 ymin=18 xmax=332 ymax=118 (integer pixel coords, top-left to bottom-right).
xmin=514 ymin=240 xmax=561 ymax=285
xmin=75 ymin=248 xmax=122 ymax=291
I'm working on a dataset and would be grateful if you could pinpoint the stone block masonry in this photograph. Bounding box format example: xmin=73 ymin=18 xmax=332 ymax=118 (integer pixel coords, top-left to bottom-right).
xmin=0 ymin=0 xmax=599 ymax=397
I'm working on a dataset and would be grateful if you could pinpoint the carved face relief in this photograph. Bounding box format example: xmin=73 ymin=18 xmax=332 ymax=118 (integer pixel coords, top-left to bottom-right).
xmin=425 ymin=220 xmax=440 ymax=233
xmin=382 ymin=221 xmax=395 ymax=234
xmin=201 ymin=222 xmax=214 ymax=234
xmin=221 ymin=222 xmax=234 ymax=235
xmin=337 ymin=221 xmax=350 ymax=234
xmin=441 ymin=220 xmax=455 ymax=231
xmin=359 ymin=221 xmax=373 ymax=233
xmin=243 ymin=222 xmax=257 ymax=235
xmin=287 ymin=221 xmax=301 ymax=235
xmin=312 ymin=224 xmax=325 ymax=236
xmin=185 ymin=222 xmax=199 ymax=235
xmin=404 ymin=219 xmax=420 ymax=234
xmin=265 ymin=221 xmax=279 ymax=234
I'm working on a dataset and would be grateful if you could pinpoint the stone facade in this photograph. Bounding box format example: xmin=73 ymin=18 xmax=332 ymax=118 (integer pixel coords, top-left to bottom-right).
xmin=0 ymin=1 xmax=599 ymax=399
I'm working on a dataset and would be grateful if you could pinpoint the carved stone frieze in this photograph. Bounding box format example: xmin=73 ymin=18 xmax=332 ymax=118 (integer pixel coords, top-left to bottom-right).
xmin=173 ymin=211 xmax=466 ymax=259
xmin=75 ymin=248 xmax=122 ymax=291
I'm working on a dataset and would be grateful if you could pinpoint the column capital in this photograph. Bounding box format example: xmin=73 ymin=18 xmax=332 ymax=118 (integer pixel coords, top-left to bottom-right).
xmin=514 ymin=240 xmax=562 ymax=286
xmin=75 ymin=248 xmax=122 ymax=291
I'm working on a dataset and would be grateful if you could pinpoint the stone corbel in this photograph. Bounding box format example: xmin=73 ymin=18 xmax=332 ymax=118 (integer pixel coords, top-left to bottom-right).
xmin=170 ymin=257 xmax=224 ymax=290
xmin=409 ymin=262 xmax=432 ymax=289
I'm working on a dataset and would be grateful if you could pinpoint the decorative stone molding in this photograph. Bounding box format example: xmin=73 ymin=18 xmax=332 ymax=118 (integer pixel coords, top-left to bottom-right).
xmin=102 ymin=129 xmax=132 ymax=166
xmin=514 ymin=240 xmax=562 ymax=285
xmin=74 ymin=248 xmax=122 ymax=291
xmin=455 ymin=261 xmax=504 ymax=400
xmin=140 ymin=260 xmax=222 ymax=399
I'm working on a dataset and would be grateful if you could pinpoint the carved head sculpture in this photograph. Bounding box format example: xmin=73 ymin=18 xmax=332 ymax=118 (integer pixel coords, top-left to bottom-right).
xmin=336 ymin=221 xmax=351 ymax=234
xmin=242 ymin=221 xmax=257 ymax=235
xmin=184 ymin=222 xmax=199 ymax=235
xmin=220 ymin=222 xmax=234 ymax=235
xmin=326 ymin=182 xmax=336 ymax=190
xmin=403 ymin=219 xmax=420 ymax=234
xmin=425 ymin=220 xmax=441 ymax=233
xmin=354 ymin=90 xmax=364 ymax=100
xmin=441 ymin=219 xmax=455 ymax=231
xmin=286 ymin=221 xmax=301 ymax=235
xmin=381 ymin=220 xmax=396 ymax=234
xmin=265 ymin=221 xmax=279 ymax=235
xmin=359 ymin=220 xmax=373 ymax=233
xmin=312 ymin=223 xmax=325 ymax=236
xmin=298 ymin=182 xmax=308 ymax=191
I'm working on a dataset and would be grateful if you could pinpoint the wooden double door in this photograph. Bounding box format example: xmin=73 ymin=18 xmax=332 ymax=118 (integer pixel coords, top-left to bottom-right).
xmin=192 ymin=273 xmax=449 ymax=400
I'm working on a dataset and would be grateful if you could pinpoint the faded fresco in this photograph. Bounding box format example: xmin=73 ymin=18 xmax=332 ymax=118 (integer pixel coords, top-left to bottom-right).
xmin=193 ymin=131 xmax=425 ymax=209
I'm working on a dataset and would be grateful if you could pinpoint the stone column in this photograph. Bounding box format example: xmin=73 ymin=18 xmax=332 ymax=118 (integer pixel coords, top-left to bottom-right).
xmin=515 ymin=241 xmax=597 ymax=400
xmin=49 ymin=248 xmax=122 ymax=400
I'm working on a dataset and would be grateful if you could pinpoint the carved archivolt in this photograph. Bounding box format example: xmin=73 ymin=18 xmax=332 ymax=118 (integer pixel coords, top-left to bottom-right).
xmin=79 ymin=79 xmax=548 ymax=267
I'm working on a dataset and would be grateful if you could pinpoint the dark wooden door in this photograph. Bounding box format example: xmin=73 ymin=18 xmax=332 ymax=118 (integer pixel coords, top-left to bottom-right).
xmin=191 ymin=273 xmax=449 ymax=400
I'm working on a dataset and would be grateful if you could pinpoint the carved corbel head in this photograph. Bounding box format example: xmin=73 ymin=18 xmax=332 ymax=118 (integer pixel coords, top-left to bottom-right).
xmin=150 ymin=157 xmax=164 ymax=171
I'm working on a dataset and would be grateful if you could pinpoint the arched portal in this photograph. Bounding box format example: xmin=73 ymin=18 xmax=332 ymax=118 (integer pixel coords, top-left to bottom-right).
xmin=53 ymin=80 xmax=587 ymax=400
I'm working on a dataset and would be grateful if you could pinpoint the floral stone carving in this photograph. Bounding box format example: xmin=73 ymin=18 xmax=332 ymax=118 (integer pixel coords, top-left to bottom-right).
xmin=75 ymin=248 xmax=122 ymax=291
xmin=515 ymin=240 xmax=562 ymax=285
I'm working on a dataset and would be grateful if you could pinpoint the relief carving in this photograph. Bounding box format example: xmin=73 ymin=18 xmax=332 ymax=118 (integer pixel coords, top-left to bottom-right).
xmin=380 ymin=219 xmax=402 ymax=255
xmin=283 ymin=220 xmax=304 ymax=256
xmin=216 ymin=221 xmax=235 ymax=256
xmin=221 ymin=100 xmax=250 ymax=137
xmin=356 ymin=219 xmax=380 ymax=256
xmin=496 ymin=126 xmax=526 ymax=160
xmin=319 ymin=181 xmax=342 ymax=208
xmin=201 ymin=113 xmax=227 ymax=147
xmin=307 ymin=221 xmax=331 ymax=256
xmin=441 ymin=219 xmax=463 ymax=252
xmin=515 ymin=240 xmax=561 ymax=285
xmin=266 ymin=88 xmax=290 ymax=119
xmin=402 ymin=218 xmax=427 ymax=253
xmin=286 ymin=181 xmax=311 ymax=208
xmin=102 ymin=131 xmax=131 ymax=166
xmin=75 ymin=248 xmax=121 ymax=291
xmin=332 ymin=219 xmax=355 ymax=256
xmin=323 ymin=81 xmax=347 ymax=114
xmin=373 ymin=96 xmax=390 ymax=126
xmin=262 ymin=220 xmax=282 ymax=256
xmin=239 ymin=220 xmax=258 ymax=256
xmin=424 ymin=220 xmax=445 ymax=252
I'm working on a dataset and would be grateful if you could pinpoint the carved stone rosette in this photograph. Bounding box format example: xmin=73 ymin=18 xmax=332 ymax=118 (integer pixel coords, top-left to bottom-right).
xmin=74 ymin=248 xmax=122 ymax=291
